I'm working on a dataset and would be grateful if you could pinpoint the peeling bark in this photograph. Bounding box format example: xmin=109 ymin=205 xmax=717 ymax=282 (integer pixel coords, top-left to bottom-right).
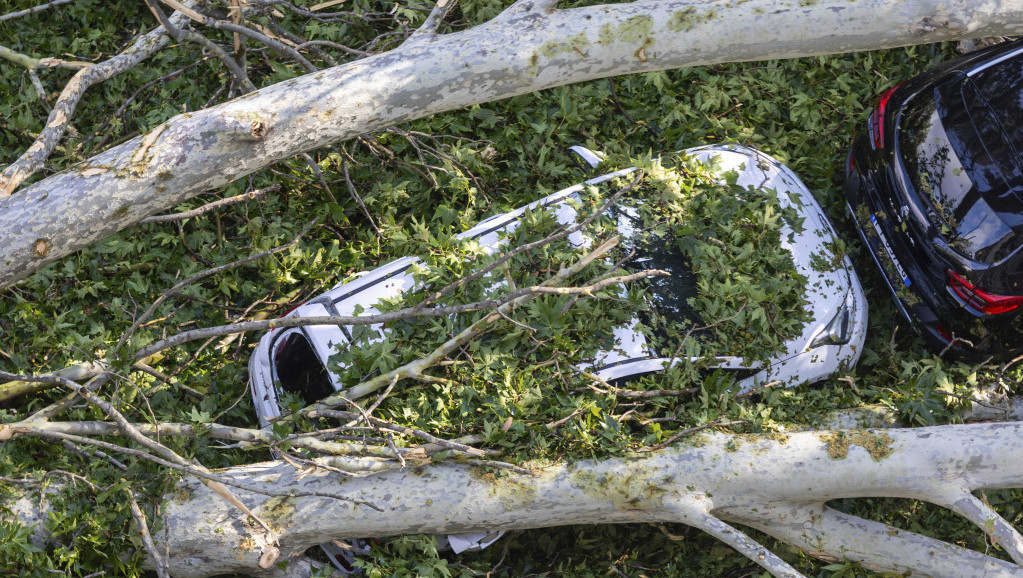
xmin=105 ymin=423 xmax=1023 ymax=577
xmin=3 ymin=0 xmax=1023 ymax=288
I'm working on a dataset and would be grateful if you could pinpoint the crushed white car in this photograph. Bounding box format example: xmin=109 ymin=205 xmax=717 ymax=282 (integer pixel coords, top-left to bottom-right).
xmin=247 ymin=144 xmax=867 ymax=568
xmin=250 ymin=144 xmax=866 ymax=426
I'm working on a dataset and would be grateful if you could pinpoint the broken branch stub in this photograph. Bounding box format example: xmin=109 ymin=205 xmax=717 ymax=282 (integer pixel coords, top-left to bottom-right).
xmin=3 ymin=0 xmax=1023 ymax=288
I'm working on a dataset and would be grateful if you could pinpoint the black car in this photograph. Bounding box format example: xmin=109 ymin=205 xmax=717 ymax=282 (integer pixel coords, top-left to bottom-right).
xmin=845 ymin=39 xmax=1023 ymax=360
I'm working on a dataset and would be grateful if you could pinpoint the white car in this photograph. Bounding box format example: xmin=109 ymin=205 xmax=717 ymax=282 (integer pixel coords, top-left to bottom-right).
xmin=249 ymin=144 xmax=866 ymax=428
xmin=248 ymin=143 xmax=867 ymax=568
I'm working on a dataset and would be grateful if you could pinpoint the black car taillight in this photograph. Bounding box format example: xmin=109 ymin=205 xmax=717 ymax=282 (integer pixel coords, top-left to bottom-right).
xmin=868 ymin=85 xmax=901 ymax=149
xmin=947 ymin=270 xmax=1023 ymax=315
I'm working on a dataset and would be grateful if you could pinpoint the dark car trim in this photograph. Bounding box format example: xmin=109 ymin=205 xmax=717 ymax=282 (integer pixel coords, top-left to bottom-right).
xmin=846 ymin=202 xmax=914 ymax=324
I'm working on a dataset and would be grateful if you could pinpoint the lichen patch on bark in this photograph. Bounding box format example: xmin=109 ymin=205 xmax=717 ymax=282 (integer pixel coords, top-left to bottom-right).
xmin=258 ymin=495 xmax=298 ymax=530
xmin=571 ymin=464 xmax=668 ymax=510
xmin=667 ymin=7 xmax=717 ymax=32
xmin=598 ymin=15 xmax=653 ymax=46
xmin=820 ymin=430 xmax=895 ymax=460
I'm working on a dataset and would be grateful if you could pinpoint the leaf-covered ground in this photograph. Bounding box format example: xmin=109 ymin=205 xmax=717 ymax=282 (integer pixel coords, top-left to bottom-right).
xmin=2 ymin=0 xmax=1021 ymax=576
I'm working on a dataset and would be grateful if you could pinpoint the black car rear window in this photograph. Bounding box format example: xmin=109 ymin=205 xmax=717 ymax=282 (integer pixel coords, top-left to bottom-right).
xmin=970 ymin=51 xmax=1023 ymax=160
xmin=898 ymin=81 xmax=1021 ymax=263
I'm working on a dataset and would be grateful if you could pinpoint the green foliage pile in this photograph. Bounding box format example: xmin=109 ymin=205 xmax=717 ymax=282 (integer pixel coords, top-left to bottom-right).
xmin=615 ymin=154 xmax=811 ymax=361
xmin=304 ymin=152 xmax=811 ymax=464
xmin=1 ymin=0 xmax=1022 ymax=575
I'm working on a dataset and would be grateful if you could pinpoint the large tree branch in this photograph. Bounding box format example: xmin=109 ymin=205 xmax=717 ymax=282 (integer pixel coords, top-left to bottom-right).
xmin=11 ymin=421 xmax=1023 ymax=576
xmin=104 ymin=422 xmax=1023 ymax=576
xmin=739 ymin=502 xmax=1023 ymax=577
xmin=2 ymin=0 xmax=1021 ymax=288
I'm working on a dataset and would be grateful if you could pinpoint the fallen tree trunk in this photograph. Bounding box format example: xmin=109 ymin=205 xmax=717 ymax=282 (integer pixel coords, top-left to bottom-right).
xmin=3 ymin=0 xmax=1023 ymax=288
xmin=104 ymin=422 xmax=1023 ymax=577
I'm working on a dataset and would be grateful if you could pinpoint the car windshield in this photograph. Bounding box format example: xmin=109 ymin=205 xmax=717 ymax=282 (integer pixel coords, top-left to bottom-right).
xmin=607 ymin=203 xmax=703 ymax=350
xmin=899 ymin=81 xmax=1021 ymax=263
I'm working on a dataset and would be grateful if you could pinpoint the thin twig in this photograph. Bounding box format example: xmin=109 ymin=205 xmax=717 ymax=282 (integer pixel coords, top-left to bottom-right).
xmin=62 ymin=440 xmax=128 ymax=471
xmin=0 ymin=1 xmax=199 ymax=196
xmin=159 ymin=0 xmax=318 ymax=72
xmin=414 ymin=171 xmax=644 ymax=311
xmin=1001 ymin=352 xmax=1023 ymax=376
xmin=384 ymin=434 xmax=406 ymax=467
xmin=638 ymin=420 xmax=745 ymax=452
xmin=301 ymin=153 xmax=337 ymax=203
xmin=143 ymin=0 xmax=256 ymax=93
xmin=3 ymin=416 xmax=421 ymax=461
xmin=0 ymin=476 xmax=39 ymax=484
xmin=343 ymin=161 xmax=380 ymax=233
xmin=545 ymin=407 xmax=587 ymax=429
xmin=294 ymin=39 xmax=359 ymax=60
xmin=0 ymin=0 xmax=75 ymax=22
xmin=164 ymin=292 xmax=250 ymax=313
xmin=277 ymin=449 xmax=359 ymax=478
xmin=118 ymin=219 xmax=316 ymax=353
xmin=361 ymin=374 xmax=399 ymax=419
xmin=44 ymin=469 xmax=101 ymax=491
xmin=139 ymin=184 xmax=278 ymax=223
xmin=27 ymin=372 xmax=112 ymax=422
xmin=736 ymin=380 xmax=782 ymax=399
xmin=27 ymin=70 xmax=49 ymax=110
xmin=127 ymin=488 xmax=169 ymax=578
xmin=0 ymin=44 xmax=90 ymax=70
xmin=495 ymin=308 xmax=536 ymax=333
xmin=454 ymin=458 xmax=532 ymax=475
xmin=134 ymin=268 xmax=664 ymax=360
xmin=307 ymin=409 xmax=486 ymax=457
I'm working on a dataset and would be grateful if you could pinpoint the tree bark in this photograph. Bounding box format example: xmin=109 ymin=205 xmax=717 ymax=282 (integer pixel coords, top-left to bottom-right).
xmin=85 ymin=422 xmax=1020 ymax=577
xmin=2 ymin=0 xmax=1022 ymax=288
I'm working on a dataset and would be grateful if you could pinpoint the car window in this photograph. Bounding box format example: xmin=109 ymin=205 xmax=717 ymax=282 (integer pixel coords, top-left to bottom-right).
xmin=898 ymin=82 xmax=1020 ymax=262
xmin=970 ymin=54 xmax=1023 ymax=165
xmin=273 ymin=332 xmax=334 ymax=404
xmin=606 ymin=202 xmax=703 ymax=350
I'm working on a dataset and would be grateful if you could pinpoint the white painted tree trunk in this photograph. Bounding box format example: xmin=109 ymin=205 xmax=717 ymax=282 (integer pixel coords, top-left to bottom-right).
xmin=140 ymin=423 xmax=1023 ymax=577
xmin=2 ymin=0 xmax=1022 ymax=288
